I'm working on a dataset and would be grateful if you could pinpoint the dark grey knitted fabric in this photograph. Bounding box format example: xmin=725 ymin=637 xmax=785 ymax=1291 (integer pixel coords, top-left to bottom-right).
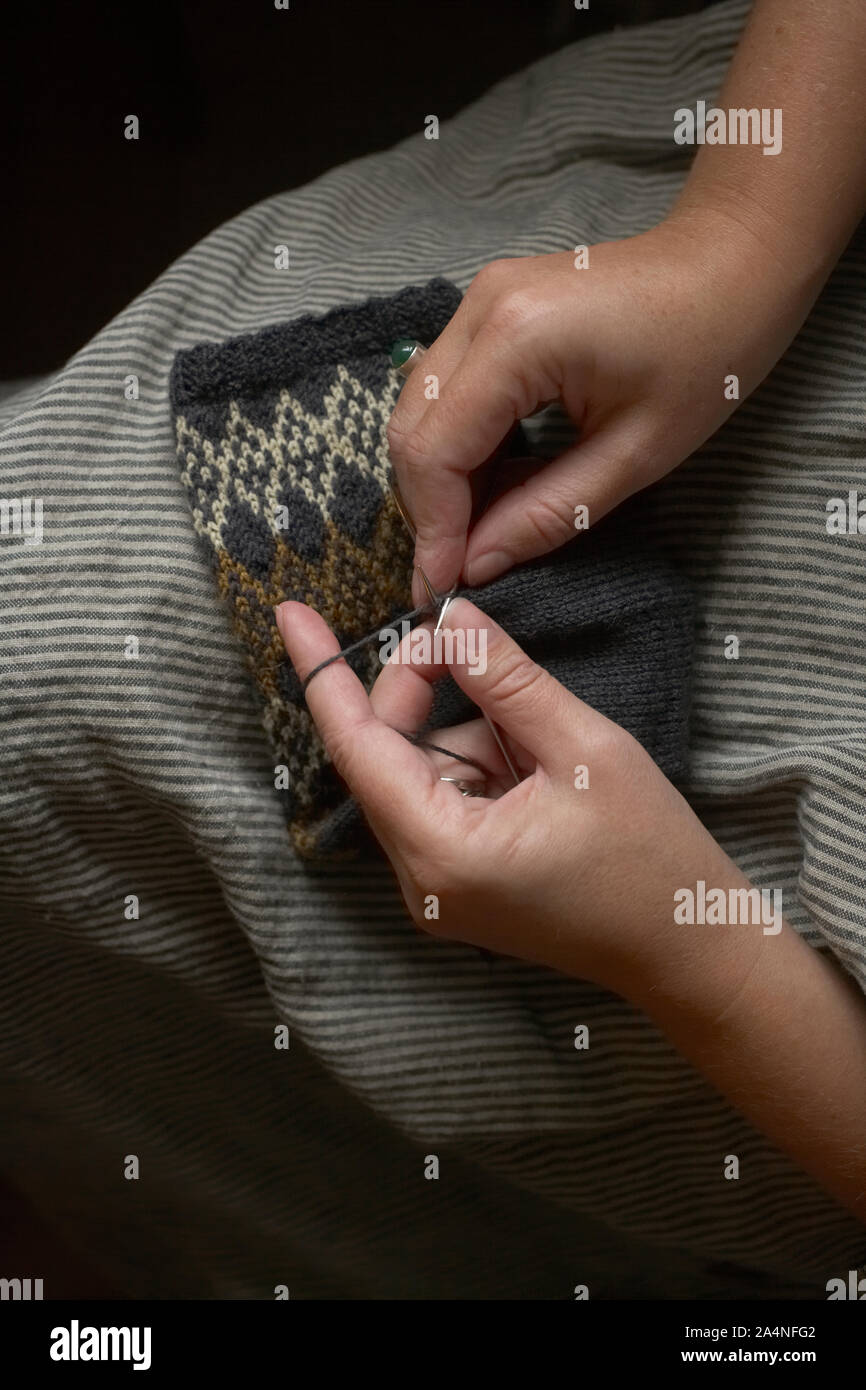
xmin=171 ymin=276 xmax=694 ymax=859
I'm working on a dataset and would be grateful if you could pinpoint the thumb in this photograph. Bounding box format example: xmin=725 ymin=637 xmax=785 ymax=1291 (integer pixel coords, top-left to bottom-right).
xmin=439 ymin=596 xmax=591 ymax=766
xmin=463 ymin=415 xmax=643 ymax=586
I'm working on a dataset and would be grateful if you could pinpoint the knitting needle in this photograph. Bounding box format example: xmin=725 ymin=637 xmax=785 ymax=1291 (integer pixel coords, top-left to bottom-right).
xmin=389 ymin=338 xmax=521 ymax=788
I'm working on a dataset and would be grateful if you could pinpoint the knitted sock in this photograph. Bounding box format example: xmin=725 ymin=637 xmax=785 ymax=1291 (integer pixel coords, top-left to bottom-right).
xmin=170 ymin=276 xmax=694 ymax=861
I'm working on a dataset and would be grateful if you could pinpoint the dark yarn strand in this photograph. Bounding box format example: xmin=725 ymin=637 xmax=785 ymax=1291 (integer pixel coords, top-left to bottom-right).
xmin=300 ymin=599 xmax=439 ymax=694
xmin=299 ymin=595 xmax=495 ymax=778
xmin=403 ymin=735 xmax=491 ymax=777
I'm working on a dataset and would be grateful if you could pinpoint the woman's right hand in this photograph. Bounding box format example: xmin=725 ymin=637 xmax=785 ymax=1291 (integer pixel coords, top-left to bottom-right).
xmin=387 ymin=209 xmax=817 ymax=601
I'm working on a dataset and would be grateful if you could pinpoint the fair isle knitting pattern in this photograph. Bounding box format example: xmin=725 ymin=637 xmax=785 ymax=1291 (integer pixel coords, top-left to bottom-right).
xmin=170 ymin=280 xmax=459 ymax=857
xmin=170 ymin=279 xmax=696 ymax=860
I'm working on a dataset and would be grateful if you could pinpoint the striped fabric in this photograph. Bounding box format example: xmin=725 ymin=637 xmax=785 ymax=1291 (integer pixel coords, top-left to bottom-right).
xmin=1 ymin=0 xmax=864 ymax=1298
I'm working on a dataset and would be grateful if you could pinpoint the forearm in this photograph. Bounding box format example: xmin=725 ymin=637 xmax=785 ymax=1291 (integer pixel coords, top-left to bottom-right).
xmin=631 ymin=875 xmax=866 ymax=1221
xmin=639 ymin=3 xmax=866 ymax=1214
xmin=670 ymin=0 xmax=866 ymax=286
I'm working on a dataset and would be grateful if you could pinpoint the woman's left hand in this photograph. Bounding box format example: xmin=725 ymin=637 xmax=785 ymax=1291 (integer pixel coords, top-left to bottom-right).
xmin=275 ymin=596 xmax=764 ymax=1012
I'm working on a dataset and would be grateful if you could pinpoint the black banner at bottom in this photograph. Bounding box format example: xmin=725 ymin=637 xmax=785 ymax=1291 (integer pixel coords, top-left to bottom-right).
xmin=0 ymin=1296 xmax=861 ymax=1377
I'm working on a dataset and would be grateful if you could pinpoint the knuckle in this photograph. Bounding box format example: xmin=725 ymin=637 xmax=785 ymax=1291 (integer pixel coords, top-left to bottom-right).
xmin=486 ymin=289 xmax=536 ymax=337
xmin=396 ymin=428 xmax=432 ymax=480
xmin=385 ymin=413 xmax=407 ymax=455
xmin=386 ymin=411 xmax=421 ymax=462
xmin=412 ymin=519 xmax=463 ymax=556
xmin=490 ymin=648 xmax=548 ymax=715
xmin=524 ymin=490 xmax=576 ymax=548
xmin=468 ymin=257 xmax=514 ymax=299
xmin=587 ymin=715 xmax=633 ymax=767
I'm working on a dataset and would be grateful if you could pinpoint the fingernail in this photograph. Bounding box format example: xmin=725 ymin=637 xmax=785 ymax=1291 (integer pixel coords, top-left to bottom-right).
xmin=440 ymin=594 xmax=471 ymax=628
xmin=465 ymin=551 xmax=509 ymax=588
xmin=274 ymin=603 xmax=289 ymax=642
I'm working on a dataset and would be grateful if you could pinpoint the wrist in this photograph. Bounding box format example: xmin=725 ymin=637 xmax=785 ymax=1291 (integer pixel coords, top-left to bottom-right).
xmin=612 ymin=843 xmax=775 ymax=1029
xmin=634 ymin=199 xmax=826 ymax=403
xmin=663 ymin=192 xmax=831 ymax=322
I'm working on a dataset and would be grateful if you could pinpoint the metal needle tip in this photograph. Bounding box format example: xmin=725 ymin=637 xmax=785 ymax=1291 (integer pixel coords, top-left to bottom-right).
xmin=434 ymin=592 xmax=453 ymax=634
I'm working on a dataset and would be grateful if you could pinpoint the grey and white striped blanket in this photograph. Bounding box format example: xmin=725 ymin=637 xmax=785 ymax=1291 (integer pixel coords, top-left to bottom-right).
xmin=1 ymin=0 xmax=864 ymax=1297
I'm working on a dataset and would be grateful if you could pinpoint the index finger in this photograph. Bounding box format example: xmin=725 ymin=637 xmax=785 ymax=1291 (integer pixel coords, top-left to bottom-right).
xmin=391 ymin=319 xmax=537 ymax=596
xmin=274 ymin=601 xmax=436 ymax=841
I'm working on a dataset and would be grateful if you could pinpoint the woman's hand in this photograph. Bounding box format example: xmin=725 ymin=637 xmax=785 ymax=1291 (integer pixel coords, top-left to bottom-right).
xmin=275 ymin=593 xmax=762 ymax=1012
xmin=387 ymin=212 xmax=821 ymax=600
xmin=275 ymin=594 xmax=866 ymax=1222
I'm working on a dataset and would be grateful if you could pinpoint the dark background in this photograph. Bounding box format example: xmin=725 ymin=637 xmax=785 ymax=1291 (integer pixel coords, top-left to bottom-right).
xmin=2 ymin=0 xmax=717 ymax=380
